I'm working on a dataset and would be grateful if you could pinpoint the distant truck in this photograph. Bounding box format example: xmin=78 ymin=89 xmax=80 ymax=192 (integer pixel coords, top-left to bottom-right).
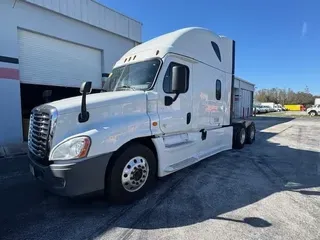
xmin=276 ymin=104 xmax=286 ymax=111
xmin=284 ymin=104 xmax=305 ymax=111
xmin=27 ymin=27 xmax=256 ymax=204
xmin=261 ymin=102 xmax=281 ymax=112
xmin=315 ymin=98 xmax=320 ymax=105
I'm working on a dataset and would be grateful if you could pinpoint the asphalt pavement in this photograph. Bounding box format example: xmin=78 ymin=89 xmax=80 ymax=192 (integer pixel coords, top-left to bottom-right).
xmin=1 ymin=117 xmax=320 ymax=240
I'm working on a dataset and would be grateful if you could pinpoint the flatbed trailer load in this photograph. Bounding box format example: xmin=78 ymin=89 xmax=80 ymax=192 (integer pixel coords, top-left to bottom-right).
xmin=28 ymin=27 xmax=256 ymax=204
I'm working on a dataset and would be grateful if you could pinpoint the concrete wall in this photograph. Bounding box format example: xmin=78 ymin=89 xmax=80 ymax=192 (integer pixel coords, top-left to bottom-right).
xmin=0 ymin=0 xmax=141 ymax=145
xmin=0 ymin=78 xmax=23 ymax=144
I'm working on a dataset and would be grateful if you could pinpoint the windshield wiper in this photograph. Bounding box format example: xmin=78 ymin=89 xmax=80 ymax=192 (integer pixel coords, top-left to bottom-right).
xmin=116 ymin=85 xmax=136 ymax=90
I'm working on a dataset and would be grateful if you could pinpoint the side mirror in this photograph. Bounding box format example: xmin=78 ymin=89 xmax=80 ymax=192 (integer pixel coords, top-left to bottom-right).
xmin=171 ymin=66 xmax=187 ymax=93
xmin=164 ymin=66 xmax=188 ymax=106
xmin=78 ymin=81 xmax=92 ymax=123
xmin=80 ymin=81 xmax=92 ymax=94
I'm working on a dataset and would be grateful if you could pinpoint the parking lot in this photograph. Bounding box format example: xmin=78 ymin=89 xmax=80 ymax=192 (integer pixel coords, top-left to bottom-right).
xmin=1 ymin=117 xmax=320 ymax=240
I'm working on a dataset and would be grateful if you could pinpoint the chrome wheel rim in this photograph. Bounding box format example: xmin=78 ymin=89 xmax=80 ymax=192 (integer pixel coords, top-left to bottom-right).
xmin=240 ymin=129 xmax=246 ymax=144
xmin=310 ymin=112 xmax=315 ymax=116
xmin=121 ymin=156 xmax=149 ymax=192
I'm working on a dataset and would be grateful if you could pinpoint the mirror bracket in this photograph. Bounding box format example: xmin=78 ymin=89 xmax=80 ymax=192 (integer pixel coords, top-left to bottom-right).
xmin=164 ymin=93 xmax=180 ymax=106
xmin=78 ymin=111 xmax=90 ymax=123
xmin=78 ymin=81 xmax=92 ymax=123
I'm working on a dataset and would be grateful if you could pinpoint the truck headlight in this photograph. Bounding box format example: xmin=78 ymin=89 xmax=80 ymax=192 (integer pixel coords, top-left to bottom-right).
xmin=50 ymin=136 xmax=91 ymax=160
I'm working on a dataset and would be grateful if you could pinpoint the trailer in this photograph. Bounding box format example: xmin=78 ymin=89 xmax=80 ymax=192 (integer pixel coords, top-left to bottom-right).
xmin=27 ymin=27 xmax=256 ymax=204
xmin=284 ymin=104 xmax=304 ymax=111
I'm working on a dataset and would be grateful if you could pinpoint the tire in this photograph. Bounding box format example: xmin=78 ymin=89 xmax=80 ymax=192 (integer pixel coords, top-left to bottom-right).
xmin=233 ymin=125 xmax=246 ymax=149
xmin=246 ymin=123 xmax=256 ymax=144
xmin=105 ymin=143 xmax=157 ymax=204
xmin=309 ymin=111 xmax=317 ymax=117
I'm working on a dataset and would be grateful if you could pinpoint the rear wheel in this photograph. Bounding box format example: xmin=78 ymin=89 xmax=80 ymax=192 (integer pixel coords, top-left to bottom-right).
xmin=105 ymin=143 xmax=157 ymax=204
xmin=233 ymin=125 xmax=246 ymax=149
xmin=246 ymin=123 xmax=256 ymax=144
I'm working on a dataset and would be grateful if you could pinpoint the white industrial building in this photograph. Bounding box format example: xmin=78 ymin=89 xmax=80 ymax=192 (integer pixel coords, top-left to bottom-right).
xmin=0 ymin=0 xmax=254 ymax=146
xmin=0 ymin=0 xmax=141 ymax=145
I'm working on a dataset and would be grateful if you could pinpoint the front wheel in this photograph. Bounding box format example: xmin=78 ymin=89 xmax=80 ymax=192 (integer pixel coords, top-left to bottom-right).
xmin=309 ymin=111 xmax=317 ymax=117
xmin=105 ymin=143 xmax=157 ymax=204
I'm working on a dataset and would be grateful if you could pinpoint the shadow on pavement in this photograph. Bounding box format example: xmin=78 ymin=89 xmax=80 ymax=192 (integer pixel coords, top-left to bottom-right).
xmin=214 ymin=217 xmax=272 ymax=228
xmin=295 ymin=190 xmax=320 ymax=196
xmin=1 ymin=116 xmax=320 ymax=240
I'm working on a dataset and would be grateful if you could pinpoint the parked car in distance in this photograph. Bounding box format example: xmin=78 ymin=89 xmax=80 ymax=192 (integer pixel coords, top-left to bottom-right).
xmin=307 ymin=104 xmax=320 ymax=116
xmin=253 ymin=105 xmax=267 ymax=114
xmin=262 ymin=106 xmax=273 ymax=113
xmin=253 ymin=105 xmax=261 ymax=114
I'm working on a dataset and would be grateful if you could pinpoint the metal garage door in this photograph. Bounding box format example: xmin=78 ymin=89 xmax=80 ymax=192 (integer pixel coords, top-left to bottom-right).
xmin=18 ymin=30 xmax=102 ymax=89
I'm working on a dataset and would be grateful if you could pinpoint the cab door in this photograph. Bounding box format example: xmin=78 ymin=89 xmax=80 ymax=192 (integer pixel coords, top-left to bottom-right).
xmin=156 ymin=56 xmax=193 ymax=134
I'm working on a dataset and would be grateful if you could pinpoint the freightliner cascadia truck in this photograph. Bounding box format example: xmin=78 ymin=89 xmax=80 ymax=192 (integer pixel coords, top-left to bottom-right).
xmin=28 ymin=27 xmax=256 ymax=204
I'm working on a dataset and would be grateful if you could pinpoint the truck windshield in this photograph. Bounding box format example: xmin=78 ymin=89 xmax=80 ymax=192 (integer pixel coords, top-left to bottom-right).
xmin=102 ymin=58 xmax=161 ymax=92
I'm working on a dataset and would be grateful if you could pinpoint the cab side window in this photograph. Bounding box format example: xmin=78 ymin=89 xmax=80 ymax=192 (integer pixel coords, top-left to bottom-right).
xmin=163 ymin=62 xmax=189 ymax=93
xmin=216 ymin=79 xmax=222 ymax=100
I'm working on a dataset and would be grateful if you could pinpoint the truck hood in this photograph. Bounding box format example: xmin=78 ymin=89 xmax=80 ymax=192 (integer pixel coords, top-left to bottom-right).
xmin=47 ymin=91 xmax=146 ymax=115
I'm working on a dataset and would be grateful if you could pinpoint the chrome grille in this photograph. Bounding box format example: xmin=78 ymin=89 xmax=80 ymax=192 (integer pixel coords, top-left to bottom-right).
xmin=28 ymin=105 xmax=57 ymax=165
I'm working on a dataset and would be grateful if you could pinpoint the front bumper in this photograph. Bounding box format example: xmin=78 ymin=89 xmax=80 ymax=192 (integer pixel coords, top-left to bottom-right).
xmin=28 ymin=152 xmax=113 ymax=197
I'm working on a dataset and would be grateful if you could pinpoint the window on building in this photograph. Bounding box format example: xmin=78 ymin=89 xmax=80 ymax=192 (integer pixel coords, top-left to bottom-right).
xmin=163 ymin=62 xmax=189 ymax=93
xmin=216 ymin=80 xmax=222 ymax=100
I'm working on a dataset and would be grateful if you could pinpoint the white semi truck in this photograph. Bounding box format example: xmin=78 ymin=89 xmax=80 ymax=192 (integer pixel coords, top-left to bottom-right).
xmin=28 ymin=27 xmax=256 ymax=204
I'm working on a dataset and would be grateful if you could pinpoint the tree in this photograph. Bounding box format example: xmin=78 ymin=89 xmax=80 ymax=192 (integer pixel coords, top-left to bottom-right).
xmin=254 ymin=87 xmax=316 ymax=105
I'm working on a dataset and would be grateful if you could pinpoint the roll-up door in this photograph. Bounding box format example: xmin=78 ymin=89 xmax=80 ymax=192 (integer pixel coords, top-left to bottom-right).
xmin=18 ymin=30 xmax=102 ymax=89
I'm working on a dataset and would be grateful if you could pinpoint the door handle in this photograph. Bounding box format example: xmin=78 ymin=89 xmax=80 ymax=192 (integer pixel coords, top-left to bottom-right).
xmin=186 ymin=112 xmax=191 ymax=124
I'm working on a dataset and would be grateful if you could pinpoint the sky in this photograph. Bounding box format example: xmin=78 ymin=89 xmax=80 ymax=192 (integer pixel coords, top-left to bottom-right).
xmin=100 ymin=0 xmax=320 ymax=95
